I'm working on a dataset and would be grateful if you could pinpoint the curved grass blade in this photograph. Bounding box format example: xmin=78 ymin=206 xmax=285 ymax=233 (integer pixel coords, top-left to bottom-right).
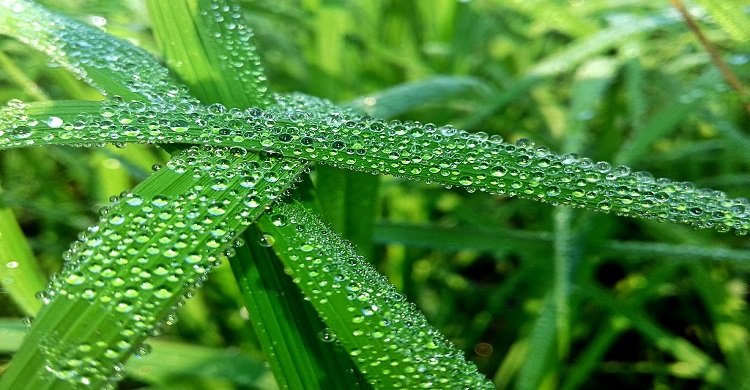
xmin=0 ymin=318 xmax=272 ymax=387
xmin=145 ymin=0 xmax=368 ymax=387
xmin=694 ymin=0 xmax=750 ymax=44
xmin=0 ymin=0 xmax=197 ymax=105
xmin=3 ymin=97 xmax=749 ymax=235
xmin=255 ymin=200 xmax=496 ymax=389
xmin=0 ymin=146 xmax=302 ymax=389
xmin=347 ymin=76 xmax=488 ymax=119
xmin=146 ymin=0 xmax=271 ymax=108
xmin=230 ymin=226 xmax=368 ymax=389
xmin=0 ymin=206 xmax=45 ymax=316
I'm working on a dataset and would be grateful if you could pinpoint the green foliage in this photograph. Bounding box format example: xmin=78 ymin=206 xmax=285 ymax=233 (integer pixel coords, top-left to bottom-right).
xmin=0 ymin=0 xmax=749 ymax=389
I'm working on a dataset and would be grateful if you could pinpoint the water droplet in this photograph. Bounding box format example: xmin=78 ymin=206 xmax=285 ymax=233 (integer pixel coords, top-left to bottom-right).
xmin=271 ymin=214 xmax=288 ymax=226
xmin=46 ymin=116 xmax=64 ymax=128
xmin=319 ymin=328 xmax=337 ymax=342
xmin=458 ymin=176 xmax=473 ymax=186
xmin=259 ymin=234 xmax=275 ymax=247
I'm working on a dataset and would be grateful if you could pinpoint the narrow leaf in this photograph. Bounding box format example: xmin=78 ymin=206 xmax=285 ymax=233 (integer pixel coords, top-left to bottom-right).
xmin=0 ymin=0 xmax=197 ymax=104
xmin=0 ymin=207 xmax=45 ymax=316
xmin=145 ymin=1 xmax=366 ymax=387
xmin=694 ymin=0 xmax=750 ymax=43
xmin=347 ymin=76 xmax=487 ymax=118
xmin=229 ymin=226 xmax=367 ymax=389
xmin=3 ymin=97 xmax=748 ymax=235
xmin=0 ymin=146 xmax=302 ymax=389
xmin=256 ymin=200 xmax=495 ymax=389
xmin=146 ymin=0 xmax=272 ymax=108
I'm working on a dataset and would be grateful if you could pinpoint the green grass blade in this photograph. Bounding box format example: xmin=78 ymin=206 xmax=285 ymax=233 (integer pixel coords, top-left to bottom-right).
xmin=3 ymin=97 xmax=748 ymax=235
xmin=372 ymin=223 xmax=750 ymax=264
xmin=229 ymin=226 xmax=367 ymax=389
xmin=146 ymin=0 xmax=272 ymax=108
xmin=347 ymin=76 xmax=488 ymax=118
xmin=463 ymin=12 xmax=678 ymax=127
xmin=145 ymin=1 xmax=363 ymax=387
xmin=0 ymin=50 xmax=49 ymax=101
xmin=0 ymin=206 xmax=45 ymax=316
xmin=516 ymin=294 xmax=557 ymax=390
xmin=0 ymin=318 xmax=26 ymax=353
xmin=0 ymin=147 xmax=301 ymax=389
xmin=694 ymin=0 xmax=750 ymax=43
xmin=0 ymin=318 xmax=271 ymax=387
xmin=315 ymin=166 xmax=379 ymax=259
xmin=529 ymin=14 xmax=675 ymax=78
xmin=0 ymin=0 xmax=195 ymax=104
xmin=255 ymin=200 xmax=495 ymax=389
xmin=615 ymin=69 xmax=719 ymax=166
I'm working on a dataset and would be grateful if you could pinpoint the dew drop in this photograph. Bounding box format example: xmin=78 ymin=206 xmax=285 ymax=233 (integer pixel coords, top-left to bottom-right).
xmin=458 ymin=176 xmax=473 ymax=186
xmin=46 ymin=116 xmax=64 ymax=128
xmin=12 ymin=126 xmax=32 ymax=139
xmin=271 ymin=214 xmax=288 ymax=226
xmin=185 ymin=254 xmax=202 ymax=264
xmin=154 ymin=289 xmax=173 ymax=300
xmin=259 ymin=234 xmax=275 ymax=247
xmin=319 ymin=328 xmax=337 ymax=342
xmin=490 ymin=166 xmax=507 ymax=177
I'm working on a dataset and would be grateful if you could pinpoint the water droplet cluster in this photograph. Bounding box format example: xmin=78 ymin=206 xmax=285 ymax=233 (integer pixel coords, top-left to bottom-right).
xmin=1 ymin=93 xmax=748 ymax=234
xmin=31 ymin=146 xmax=303 ymax=385
xmin=259 ymin=202 xmax=495 ymax=389
xmin=1 ymin=0 xmax=747 ymax=386
xmin=0 ymin=0 xmax=198 ymax=105
xmin=195 ymin=0 xmax=271 ymax=106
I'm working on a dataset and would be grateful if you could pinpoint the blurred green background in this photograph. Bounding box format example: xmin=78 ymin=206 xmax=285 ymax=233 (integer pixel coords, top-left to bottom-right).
xmin=1 ymin=0 xmax=750 ymax=389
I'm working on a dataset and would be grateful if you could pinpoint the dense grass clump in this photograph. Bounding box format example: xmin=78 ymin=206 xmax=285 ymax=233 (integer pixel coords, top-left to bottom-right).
xmin=0 ymin=0 xmax=749 ymax=389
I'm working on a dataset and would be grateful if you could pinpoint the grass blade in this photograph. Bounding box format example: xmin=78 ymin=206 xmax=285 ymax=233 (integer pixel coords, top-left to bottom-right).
xmin=694 ymin=0 xmax=750 ymax=43
xmin=3 ymin=97 xmax=748 ymax=235
xmin=615 ymin=74 xmax=712 ymax=166
xmin=0 ymin=318 xmax=271 ymax=387
xmin=230 ymin=226 xmax=367 ymax=389
xmin=255 ymin=200 xmax=495 ymax=389
xmin=314 ymin=166 xmax=379 ymax=259
xmin=0 ymin=146 xmax=303 ymax=389
xmin=0 ymin=206 xmax=45 ymax=316
xmin=347 ymin=76 xmax=488 ymax=119
xmin=0 ymin=0 xmax=196 ymax=104
xmin=463 ymin=12 xmax=678 ymax=127
xmin=146 ymin=0 xmax=271 ymax=108
xmin=145 ymin=1 xmax=366 ymax=387
xmin=372 ymin=223 xmax=750 ymax=264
